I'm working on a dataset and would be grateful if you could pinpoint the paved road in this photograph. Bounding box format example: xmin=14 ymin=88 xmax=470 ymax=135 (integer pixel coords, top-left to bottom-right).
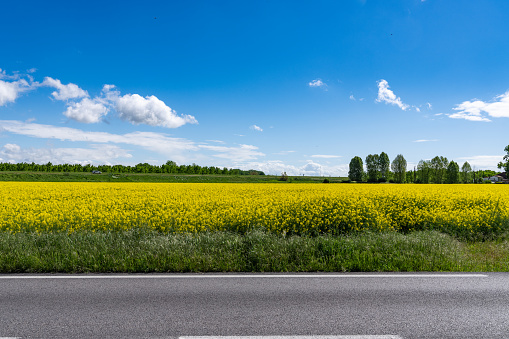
xmin=0 ymin=273 xmax=508 ymax=339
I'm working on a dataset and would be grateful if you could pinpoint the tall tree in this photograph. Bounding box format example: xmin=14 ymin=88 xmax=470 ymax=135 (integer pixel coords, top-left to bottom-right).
xmin=348 ymin=156 xmax=364 ymax=182
xmin=446 ymin=161 xmax=460 ymax=184
xmin=378 ymin=152 xmax=390 ymax=182
xmin=430 ymin=156 xmax=449 ymax=183
xmin=365 ymin=154 xmax=380 ymax=182
xmin=391 ymin=154 xmax=407 ymax=183
xmin=461 ymin=161 xmax=472 ymax=183
xmin=498 ymin=145 xmax=509 ymax=174
xmin=417 ymin=160 xmax=431 ymax=183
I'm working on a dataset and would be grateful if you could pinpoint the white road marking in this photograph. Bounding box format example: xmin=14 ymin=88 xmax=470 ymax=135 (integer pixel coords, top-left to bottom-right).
xmin=0 ymin=274 xmax=487 ymax=279
xmin=0 ymin=338 xmax=403 ymax=339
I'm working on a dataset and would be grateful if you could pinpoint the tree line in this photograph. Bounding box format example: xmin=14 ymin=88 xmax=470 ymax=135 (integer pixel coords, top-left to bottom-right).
xmin=348 ymin=145 xmax=509 ymax=183
xmin=0 ymin=160 xmax=265 ymax=176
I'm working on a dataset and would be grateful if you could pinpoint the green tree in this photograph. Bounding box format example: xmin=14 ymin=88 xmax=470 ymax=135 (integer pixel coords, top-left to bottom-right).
xmin=417 ymin=159 xmax=431 ymax=183
xmin=446 ymin=161 xmax=460 ymax=184
xmin=348 ymin=156 xmax=364 ymax=182
xmin=378 ymin=152 xmax=390 ymax=182
xmin=391 ymin=154 xmax=407 ymax=183
xmin=498 ymin=145 xmax=509 ymax=174
xmin=365 ymin=154 xmax=380 ymax=182
xmin=430 ymin=156 xmax=449 ymax=183
xmin=461 ymin=161 xmax=472 ymax=183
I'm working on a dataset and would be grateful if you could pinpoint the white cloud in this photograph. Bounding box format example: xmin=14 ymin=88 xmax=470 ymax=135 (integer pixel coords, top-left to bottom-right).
xmin=115 ymin=94 xmax=197 ymax=128
xmin=0 ymin=120 xmax=267 ymax=165
xmin=413 ymin=139 xmax=438 ymax=143
xmin=199 ymin=144 xmax=265 ymax=162
xmin=376 ymin=79 xmax=409 ymax=111
xmin=310 ymin=154 xmax=342 ymax=158
xmin=273 ymin=150 xmax=295 ymax=155
xmin=42 ymin=77 xmax=88 ymax=101
xmin=250 ymin=124 xmax=263 ymax=132
xmin=308 ymin=79 xmax=326 ymax=88
xmin=241 ymin=160 xmax=348 ymax=176
xmin=449 ymin=91 xmax=509 ymax=122
xmin=0 ymin=79 xmax=33 ymax=106
xmin=455 ymin=155 xmax=504 ymax=171
xmin=64 ymin=97 xmax=109 ymax=123
xmin=0 ymin=143 xmax=132 ymax=165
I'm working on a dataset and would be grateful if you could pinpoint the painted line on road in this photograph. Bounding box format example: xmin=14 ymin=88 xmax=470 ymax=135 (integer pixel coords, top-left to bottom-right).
xmin=0 ymin=274 xmax=488 ymax=279
xmin=180 ymin=336 xmax=403 ymax=339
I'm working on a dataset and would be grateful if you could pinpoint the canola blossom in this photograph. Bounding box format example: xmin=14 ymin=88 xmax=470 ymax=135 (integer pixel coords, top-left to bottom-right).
xmin=1 ymin=182 xmax=508 ymax=238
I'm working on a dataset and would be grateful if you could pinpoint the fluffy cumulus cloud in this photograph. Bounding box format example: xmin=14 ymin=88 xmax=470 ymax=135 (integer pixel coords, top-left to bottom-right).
xmin=0 ymin=69 xmax=36 ymax=106
xmin=115 ymin=94 xmax=197 ymax=128
xmin=250 ymin=124 xmax=263 ymax=132
xmin=308 ymin=79 xmax=326 ymax=88
xmin=448 ymin=91 xmax=509 ymax=122
xmin=1 ymin=69 xmax=197 ymax=128
xmin=42 ymin=77 xmax=88 ymax=101
xmin=64 ymin=97 xmax=109 ymax=123
xmin=376 ymin=79 xmax=409 ymax=111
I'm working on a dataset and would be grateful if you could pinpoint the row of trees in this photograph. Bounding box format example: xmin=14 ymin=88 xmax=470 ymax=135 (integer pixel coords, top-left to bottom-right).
xmin=348 ymin=149 xmax=506 ymax=184
xmin=0 ymin=160 xmax=265 ymax=176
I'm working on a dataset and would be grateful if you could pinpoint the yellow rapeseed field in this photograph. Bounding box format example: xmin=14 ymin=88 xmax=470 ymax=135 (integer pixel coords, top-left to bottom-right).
xmin=1 ymin=182 xmax=508 ymax=237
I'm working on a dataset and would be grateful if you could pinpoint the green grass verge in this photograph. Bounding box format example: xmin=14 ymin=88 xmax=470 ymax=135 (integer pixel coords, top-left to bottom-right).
xmin=1 ymin=229 xmax=507 ymax=273
xmin=0 ymin=171 xmax=346 ymax=183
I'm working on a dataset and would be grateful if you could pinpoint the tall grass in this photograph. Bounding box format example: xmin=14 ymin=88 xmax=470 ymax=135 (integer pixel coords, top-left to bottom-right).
xmin=1 ymin=229 xmax=508 ymax=273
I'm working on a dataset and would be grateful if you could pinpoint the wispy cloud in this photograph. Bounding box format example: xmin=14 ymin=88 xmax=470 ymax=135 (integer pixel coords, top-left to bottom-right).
xmin=455 ymin=155 xmax=504 ymax=171
xmin=448 ymin=91 xmax=509 ymax=122
xmin=413 ymin=139 xmax=438 ymax=143
xmin=310 ymin=154 xmax=342 ymax=158
xmin=0 ymin=143 xmax=132 ymax=165
xmin=0 ymin=120 xmax=263 ymax=165
xmin=241 ymin=160 xmax=348 ymax=176
xmin=273 ymin=150 xmax=295 ymax=155
xmin=376 ymin=79 xmax=409 ymax=111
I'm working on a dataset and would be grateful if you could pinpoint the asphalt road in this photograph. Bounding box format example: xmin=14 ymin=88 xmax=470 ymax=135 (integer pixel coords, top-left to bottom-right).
xmin=0 ymin=273 xmax=508 ymax=339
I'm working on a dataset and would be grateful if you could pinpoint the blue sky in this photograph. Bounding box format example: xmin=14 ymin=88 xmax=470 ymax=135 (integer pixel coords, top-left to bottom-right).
xmin=1 ymin=0 xmax=508 ymax=175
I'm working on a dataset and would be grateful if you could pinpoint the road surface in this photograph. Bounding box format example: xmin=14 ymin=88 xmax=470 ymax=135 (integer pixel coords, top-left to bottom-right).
xmin=0 ymin=273 xmax=508 ymax=338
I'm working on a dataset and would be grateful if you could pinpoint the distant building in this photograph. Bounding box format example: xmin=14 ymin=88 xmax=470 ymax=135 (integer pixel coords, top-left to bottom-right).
xmin=486 ymin=172 xmax=507 ymax=183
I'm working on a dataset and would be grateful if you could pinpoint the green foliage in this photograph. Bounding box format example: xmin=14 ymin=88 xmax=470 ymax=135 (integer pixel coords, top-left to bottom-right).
xmin=348 ymin=156 xmax=364 ymax=182
xmin=0 ymin=160 xmax=251 ymax=176
xmin=365 ymin=154 xmax=380 ymax=182
xmin=417 ymin=160 xmax=431 ymax=184
xmin=378 ymin=152 xmax=391 ymax=181
xmin=278 ymin=172 xmax=289 ymax=181
xmin=391 ymin=154 xmax=407 ymax=183
xmin=461 ymin=161 xmax=473 ymax=183
xmin=446 ymin=161 xmax=460 ymax=184
xmin=502 ymin=145 xmax=509 ymax=174
xmin=430 ymin=156 xmax=449 ymax=184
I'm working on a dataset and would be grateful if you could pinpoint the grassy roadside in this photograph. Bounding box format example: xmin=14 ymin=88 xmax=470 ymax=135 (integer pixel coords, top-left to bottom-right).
xmin=0 ymin=171 xmax=347 ymax=183
xmin=1 ymin=229 xmax=508 ymax=273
